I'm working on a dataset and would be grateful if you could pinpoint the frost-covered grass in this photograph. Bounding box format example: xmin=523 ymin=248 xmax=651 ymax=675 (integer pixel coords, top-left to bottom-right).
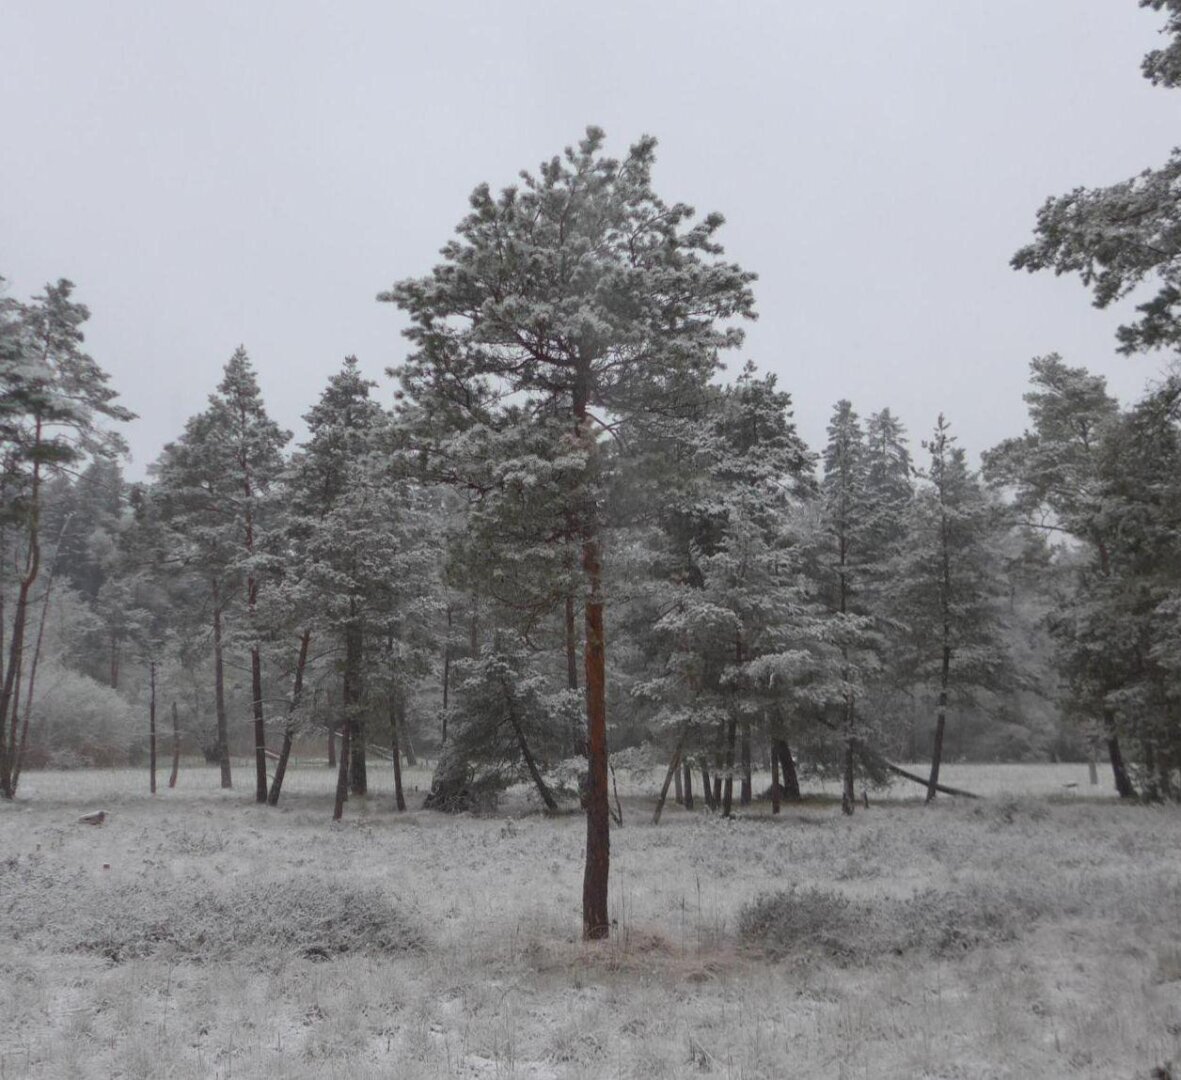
xmin=0 ymin=762 xmax=1178 ymax=1079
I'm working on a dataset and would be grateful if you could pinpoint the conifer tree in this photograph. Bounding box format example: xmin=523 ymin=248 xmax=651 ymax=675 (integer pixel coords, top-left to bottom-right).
xmin=383 ymin=128 xmax=755 ymax=938
xmin=893 ymin=416 xmax=1007 ymax=800
xmin=0 ymin=280 xmax=133 ymax=798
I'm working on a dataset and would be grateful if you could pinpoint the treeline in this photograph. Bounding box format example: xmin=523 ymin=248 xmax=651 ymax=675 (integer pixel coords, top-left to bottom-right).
xmin=2 ymin=284 xmax=1177 ymax=814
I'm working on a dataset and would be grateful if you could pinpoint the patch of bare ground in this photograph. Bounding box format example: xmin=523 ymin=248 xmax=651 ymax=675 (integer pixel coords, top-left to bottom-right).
xmin=0 ymin=763 xmax=1178 ymax=1078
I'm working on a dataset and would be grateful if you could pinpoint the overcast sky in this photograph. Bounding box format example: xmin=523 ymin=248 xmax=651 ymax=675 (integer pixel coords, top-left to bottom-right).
xmin=3 ymin=0 xmax=1176 ymax=476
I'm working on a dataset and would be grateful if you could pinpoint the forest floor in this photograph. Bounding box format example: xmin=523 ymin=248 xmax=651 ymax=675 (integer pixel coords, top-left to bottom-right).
xmin=0 ymin=761 xmax=1178 ymax=1079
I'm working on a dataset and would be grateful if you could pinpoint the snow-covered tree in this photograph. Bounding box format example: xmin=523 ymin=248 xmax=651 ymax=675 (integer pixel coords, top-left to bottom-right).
xmin=382 ymin=127 xmax=756 ymax=939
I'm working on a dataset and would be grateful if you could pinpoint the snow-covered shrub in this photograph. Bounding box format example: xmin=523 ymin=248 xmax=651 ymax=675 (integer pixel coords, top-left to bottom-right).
xmin=22 ymin=663 xmax=138 ymax=768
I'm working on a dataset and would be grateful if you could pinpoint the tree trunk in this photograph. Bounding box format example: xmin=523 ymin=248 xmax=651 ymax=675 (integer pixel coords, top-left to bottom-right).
xmin=149 ymin=660 xmax=157 ymax=795
xmin=1105 ymin=717 xmax=1136 ymax=799
xmin=771 ymin=746 xmax=781 ymax=814
xmin=250 ymin=644 xmax=267 ymax=803
xmin=402 ymin=728 xmax=418 ymax=768
xmin=168 ymin=701 xmax=180 ymax=788
xmin=581 ymin=529 xmax=610 ymax=940
xmin=740 ymin=718 xmax=752 ymax=807
xmin=267 ymin=630 xmax=310 ymax=806
xmin=701 ymin=765 xmax=714 ymax=810
xmin=682 ymin=761 xmax=694 ymax=810
xmin=776 ymin=739 xmax=801 ymax=801
xmin=673 ymin=761 xmax=683 ymax=805
xmin=345 ymin=612 xmax=366 ymax=796
xmin=332 ymin=709 xmax=351 ymax=821
xmin=926 ymin=644 xmax=951 ymax=803
xmin=390 ymin=694 xmax=406 ymax=812
xmin=212 ymin=581 xmax=231 ymax=789
xmin=722 ymin=715 xmax=737 ymax=816
xmin=327 ymin=725 xmax=336 ymax=767
xmin=842 ymin=738 xmax=855 ymax=815
xmin=109 ymin=632 xmax=119 ymax=690
xmin=442 ymin=605 xmax=451 ymax=743
xmin=653 ymin=750 xmax=682 ymax=825
xmin=502 ymin=681 xmax=559 ymax=813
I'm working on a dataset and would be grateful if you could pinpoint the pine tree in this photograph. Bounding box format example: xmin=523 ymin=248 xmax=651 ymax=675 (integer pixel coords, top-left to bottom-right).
xmin=382 ymin=128 xmax=755 ymax=939
xmin=0 ymin=280 xmax=133 ymax=798
xmin=154 ymin=349 xmax=289 ymax=795
xmin=893 ymin=416 xmax=1007 ymax=800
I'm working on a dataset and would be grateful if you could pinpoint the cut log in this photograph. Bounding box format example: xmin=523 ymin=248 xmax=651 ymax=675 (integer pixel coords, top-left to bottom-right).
xmin=77 ymin=810 xmax=107 ymax=826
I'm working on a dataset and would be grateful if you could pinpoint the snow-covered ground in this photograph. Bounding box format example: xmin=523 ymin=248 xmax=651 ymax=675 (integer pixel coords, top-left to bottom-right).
xmin=0 ymin=762 xmax=1177 ymax=1079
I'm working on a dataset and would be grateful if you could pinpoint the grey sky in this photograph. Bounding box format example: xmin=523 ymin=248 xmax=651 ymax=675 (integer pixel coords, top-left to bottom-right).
xmin=3 ymin=0 xmax=1175 ymax=476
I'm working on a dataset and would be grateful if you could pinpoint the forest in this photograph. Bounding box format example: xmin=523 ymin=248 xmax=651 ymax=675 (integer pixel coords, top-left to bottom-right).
xmin=2 ymin=4 xmax=1181 ymax=957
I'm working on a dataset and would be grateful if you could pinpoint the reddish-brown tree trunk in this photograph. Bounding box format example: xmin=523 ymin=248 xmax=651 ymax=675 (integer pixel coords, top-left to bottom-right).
xmin=722 ymin=715 xmax=737 ymax=816
xmin=581 ymin=531 xmax=610 ymax=939
xmin=682 ymin=761 xmax=694 ymax=810
xmin=333 ymin=710 xmax=351 ymax=821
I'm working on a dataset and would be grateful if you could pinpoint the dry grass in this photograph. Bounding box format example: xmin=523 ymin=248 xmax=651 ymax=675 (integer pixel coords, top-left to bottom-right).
xmin=0 ymin=760 xmax=1177 ymax=1079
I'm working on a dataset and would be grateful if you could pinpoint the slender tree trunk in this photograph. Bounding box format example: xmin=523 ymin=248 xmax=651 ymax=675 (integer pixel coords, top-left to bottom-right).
xmin=740 ymin=718 xmax=752 ymax=807
xmin=10 ymin=513 xmax=69 ymax=794
xmin=109 ymin=632 xmax=119 ymax=690
xmin=682 ymin=761 xmax=694 ymax=810
xmin=441 ymin=605 xmax=451 ymax=743
xmin=674 ymin=761 xmax=683 ymax=804
xmin=402 ymin=728 xmax=418 ymax=768
xmin=1104 ymin=713 xmax=1136 ymax=799
xmin=327 ymin=722 xmax=336 ymax=767
xmin=505 ymin=690 xmax=558 ymax=812
xmin=653 ymin=720 xmax=691 ymax=824
xmin=722 ymin=715 xmax=737 ymax=816
xmin=0 ymin=440 xmax=41 ymax=798
xmin=250 ymin=644 xmax=266 ymax=803
xmin=168 ymin=701 xmax=180 ymax=788
xmin=390 ymin=694 xmax=406 ymax=812
xmin=211 ymin=581 xmax=231 ymax=788
xmin=842 ymin=738 xmax=855 ymax=815
xmin=345 ymin=608 xmax=366 ymax=797
xmin=332 ymin=706 xmax=351 ymax=821
xmin=711 ymin=715 xmax=725 ymax=809
xmin=149 ymin=660 xmax=158 ymax=795
xmin=268 ymin=630 xmax=310 ymax=806
xmin=701 ymin=765 xmax=714 ymax=810
xmin=1088 ymin=742 xmax=1099 ymax=786
xmin=926 ymin=644 xmax=951 ymax=803
xmin=771 ymin=745 xmax=781 ymax=814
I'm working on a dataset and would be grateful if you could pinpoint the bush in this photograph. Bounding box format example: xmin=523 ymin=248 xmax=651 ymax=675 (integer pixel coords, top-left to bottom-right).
xmin=21 ymin=663 xmax=138 ymax=768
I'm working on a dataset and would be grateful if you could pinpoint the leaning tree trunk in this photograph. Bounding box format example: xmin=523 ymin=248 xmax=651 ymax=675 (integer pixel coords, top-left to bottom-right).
xmin=926 ymin=641 xmax=951 ymax=803
xmin=267 ymin=630 xmax=311 ymax=806
xmin=1104 ymin=712 xmax=1137 ymax=799
xmin=211 ymin=580 xmax=231 ymax=789
xmin=776 ymin=739 xmax=801 ymax=801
